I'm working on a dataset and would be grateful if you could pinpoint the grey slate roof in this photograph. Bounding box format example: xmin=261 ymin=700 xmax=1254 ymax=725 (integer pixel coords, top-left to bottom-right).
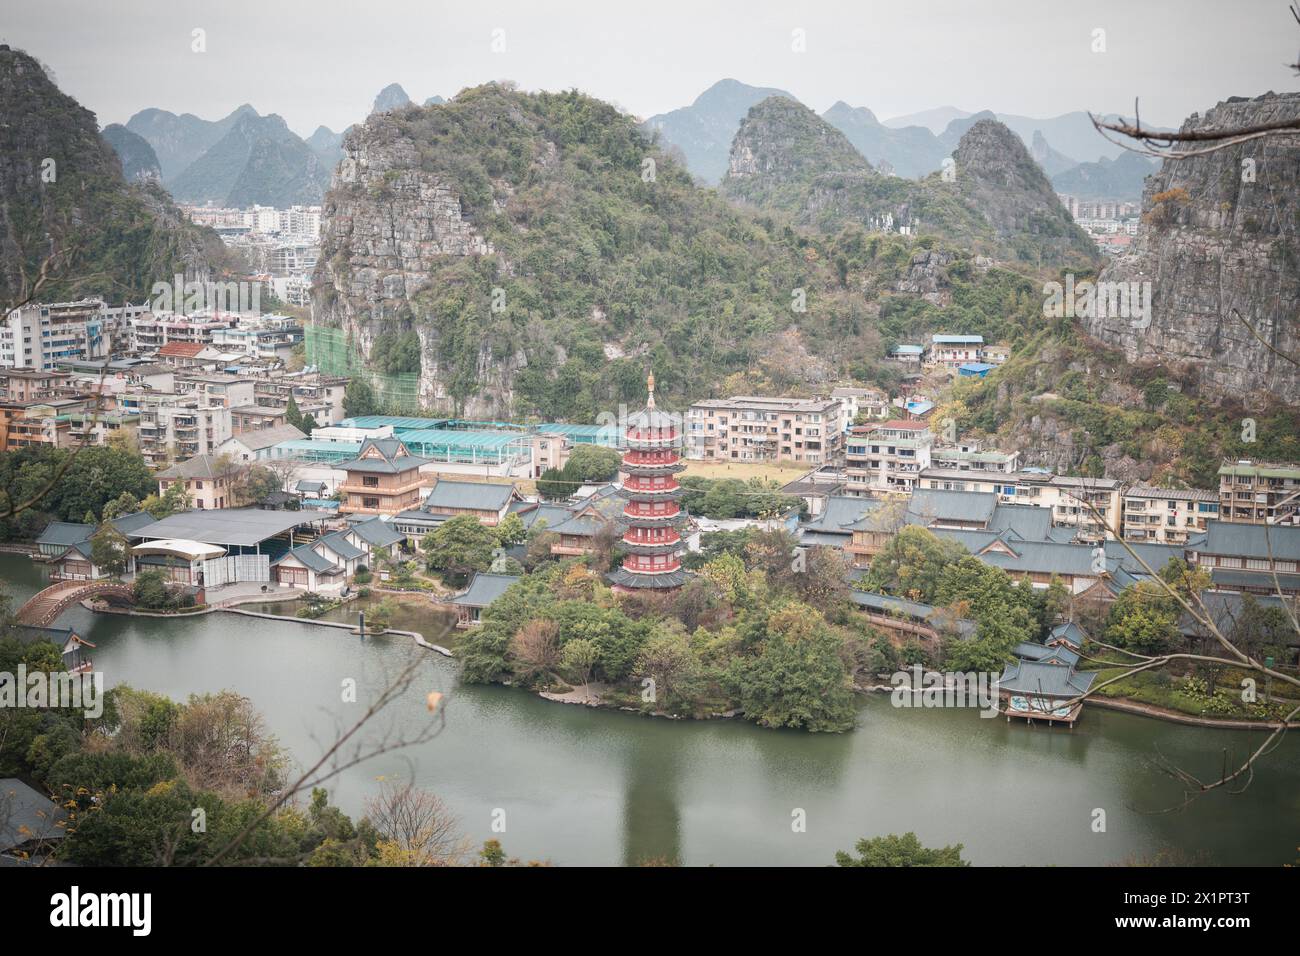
xmin=1049 ymin=621 xmax=1089 ymax=649
xmin=423 ymin=480 xmax=516 ymax=513
xmin=549 ymin=513 xmax=607 ymax=536
xmin=1178 ymin=590 xmax=1290 ymax=638
xmin=296 ymin=479 xmax=326 ymax=493
xmin=989 ymin=504 xmax=1053 ymax=540
xmin=997 ymin=660 xmax=1096 ymax=697
xmin=1012 ymin=640 xmax=1080 ymax=667
xmin=801 ymin=495 xmax=876 ymax=534
xmin=348 ymin=516 xmax=405 ymax=548
xmin=800 ymin=531 xmax=852 ymax=548
xmin=0 ymin=778 xmax=68 ymax=851
xmin=906 ymin=488 xmax=997 ymax=526
xmin=157 ymin=454 xmax=221 ymax=480
xmin=453 ymin=572 xmax=521 ymax=607
xmin=1104 ymin=539 xmax=1185 ymax=576
xmin=850 ymin=589 xmax=977 ymax=639
xmin=110 ymin=511 xmax=157 ymax=534
xmin=36 ymin=521 xmax=93 ymax=547
xmin=512 ymin=502 xmax=576 ymax=530
xmin=1199 ymin=520 xmax=1300 ymax=561
xmin=316 ymin=531 xmax=365 ymax=561
xmin=1210 ymin=568 xmax=1300 ymax=592
xmin=272 ymin=544 xmax=339 ymax=574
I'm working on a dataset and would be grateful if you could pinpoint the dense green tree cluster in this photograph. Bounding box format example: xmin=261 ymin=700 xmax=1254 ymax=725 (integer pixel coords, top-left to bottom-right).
xmin=458 ymin=528 xmax=864 ymax=732
xmin=677 ymin=475 xmax=803 ymax=520
xmin=864 ymin=525 xmax=1055 ymax=671
xmin=536 ymin=444 xmax=623 ymax=499
xmin=834 ymin=831 xmax=969 ymax=867
xmin=0 ymin=442 xmax=155 ymax=540
xmin=132 ymin=569 xmax=198 ymax=610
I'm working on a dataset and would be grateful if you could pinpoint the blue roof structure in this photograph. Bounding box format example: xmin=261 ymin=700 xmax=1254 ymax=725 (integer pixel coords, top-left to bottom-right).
xmin=958 ymin=363 xmax=995 ymax=377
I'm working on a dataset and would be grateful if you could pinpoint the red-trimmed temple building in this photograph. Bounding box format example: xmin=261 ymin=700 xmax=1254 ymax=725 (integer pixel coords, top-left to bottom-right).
xmin=607 ymin=373 xmax=693 ymax=592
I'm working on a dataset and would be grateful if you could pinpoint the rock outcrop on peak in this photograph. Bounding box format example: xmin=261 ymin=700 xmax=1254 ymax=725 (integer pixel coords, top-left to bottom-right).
xmin=1086 ymin=92 xmax=1300 ymax=403
xmin=642 ymin=79 xmax=799 ymax=184
xmin=721 ymin=101 xmax=1098 ymax=270
xmin=949 ymin=118 xmax=1099 ymax=266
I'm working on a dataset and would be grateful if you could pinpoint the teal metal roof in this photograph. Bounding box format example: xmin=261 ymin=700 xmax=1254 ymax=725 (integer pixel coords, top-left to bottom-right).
xmin=339 ymin=415 xmax=453 ymax=430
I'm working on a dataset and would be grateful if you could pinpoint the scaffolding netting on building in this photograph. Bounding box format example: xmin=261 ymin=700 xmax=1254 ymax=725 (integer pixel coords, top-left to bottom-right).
xmin=305 ymin=324 xmax=422 ymax=414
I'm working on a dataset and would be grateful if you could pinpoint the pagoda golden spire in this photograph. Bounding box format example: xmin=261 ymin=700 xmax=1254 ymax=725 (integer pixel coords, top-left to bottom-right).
xmin=646 ymin=370 xmax=656 ymax=408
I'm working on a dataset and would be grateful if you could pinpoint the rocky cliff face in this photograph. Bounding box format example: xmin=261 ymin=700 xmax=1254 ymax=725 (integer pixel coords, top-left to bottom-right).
xmin=312 ymin=115 xmax=505 ymax=414
xmin=643 ymin=79 xmax=800 ymax=184
xmin=1087 ymin=92 xmax=1300 ymax=404
xmin=0 ymin=45 xmax=219 ymax=306
xmin=311 ymin=84 xmax=877 ymax=420
xmin=726 ymin=96 xmax=869 ymax=185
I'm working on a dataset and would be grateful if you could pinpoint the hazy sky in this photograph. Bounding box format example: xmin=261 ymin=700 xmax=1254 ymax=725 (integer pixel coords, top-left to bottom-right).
xmin=4 ymin=0 xmax=1294 ymax=136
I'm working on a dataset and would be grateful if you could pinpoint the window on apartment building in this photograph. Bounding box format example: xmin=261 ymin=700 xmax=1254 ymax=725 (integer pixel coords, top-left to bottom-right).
xmin=363 ymin=496 xmax=381 ymax=510
xmin=363 ymin=476 xmax=379 ymax=488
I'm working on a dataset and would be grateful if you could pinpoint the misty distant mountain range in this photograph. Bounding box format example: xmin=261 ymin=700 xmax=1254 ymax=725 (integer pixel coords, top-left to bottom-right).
xmin=110 ymin=77 xmax=1161 ymax=209
xmin=116 ymin=82 xmax=444 ymax=208
xmin=644 ymin=79 xmax=1164 ymax=197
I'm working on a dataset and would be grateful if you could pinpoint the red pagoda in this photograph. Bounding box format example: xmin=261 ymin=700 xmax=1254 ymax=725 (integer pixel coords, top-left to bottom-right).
xmin=607 ymin=372 xmax=693 ymax=591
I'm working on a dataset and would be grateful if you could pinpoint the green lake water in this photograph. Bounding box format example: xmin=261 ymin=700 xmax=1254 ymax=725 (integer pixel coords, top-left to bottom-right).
xmin=4 ymin=554 xmax=1297 ymax=866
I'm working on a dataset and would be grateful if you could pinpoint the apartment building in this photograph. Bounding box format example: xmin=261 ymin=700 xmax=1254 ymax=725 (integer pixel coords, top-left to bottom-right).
xmin=0 ymin=369 xmax=73 ymax=402
xmin=135 ymin=396 xmax=233 ymax=467
xmin=914 ymin=468 xmax=1123 ymax=541
xmin=156 ymin=454 xmax=233 ymax=510
xmin=1032 ymin=475 xmax=1121 ymax=543
xmin=1122 ymin=487 xmax=1220 ymax=544
xmin=0 ymin=400 xmax=68 ymax=450
xmin=1217 ymin=461 xmax=1300 ymax=526
xmin=253 ymin=374 xmax=348 ymax=426
xmin=831 ymin=386 xmax=890 ymax=425
xmin=129 ymin=311 xmax=233 ymax=352
xmin=60 ymin=410 xmax=140 ymax=448
xmin=929 ymin=334 xmax=984 ymax=368
xmin=685 ymin=396 xmax=843 ymax=465
xmin=175 ymin=374 xmax=256 ymax=410
xmin=1 ymin=300 xmax=110 ymax=370
xmin=930 ymin=444 xmax=1021 ymax=474
xmin=845 ymin=420 xmax=933 ymax=496
xmin=231 ymin=404 xmax=291 ymax=433
xmin=211 ymin=318 xmax=302 ymax=361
